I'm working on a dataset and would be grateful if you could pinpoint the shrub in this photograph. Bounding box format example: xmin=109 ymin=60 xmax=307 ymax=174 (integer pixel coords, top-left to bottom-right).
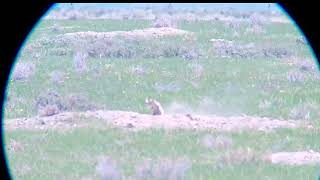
xmin=34 ymin=91 xmax=97 ymax=115
xmin=287 ymin=71 xmax=306 ymax=83
xmin=262 ymin=47 xmax=293 ymax=59
xmin=218 ymin=147 xmax=260 ymax=166
xmin=73 ymin=51 xmax=89 ymax=74
xmin=38 ymin=104 xmax=60 ymax=117
xmin=201 ymin=134 xmax=233 ymax=150
xmin=12 ymin=61 xmax=36 ymax=81
xmin=289 ymin=104 xmax=311 ymax=120
xmin=65 ymin=94 xmax=98 ymax=111
xmin=49 ymin=70 xmax=65 ymax=84
xmin=96 ymin=156 xmax=122 ymax=180
xmin=34 ymin=90 xmax=67 ymax=114
xmin=152 ymin=15 xmax=177 ymax=28
xmin=135 ymin=158 xmax=191 ymax=180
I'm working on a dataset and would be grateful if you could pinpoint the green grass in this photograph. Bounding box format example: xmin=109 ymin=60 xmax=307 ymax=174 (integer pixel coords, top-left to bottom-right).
xmin=3 ymin=13 xmax=320 ymax=179
xmin=4 ymin=125 xmax=320 ymax=179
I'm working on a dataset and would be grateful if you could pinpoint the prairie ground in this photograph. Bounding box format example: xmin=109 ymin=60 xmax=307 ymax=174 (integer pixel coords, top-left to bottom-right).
xmin=3 ymin=5 xmax=320 ymax=180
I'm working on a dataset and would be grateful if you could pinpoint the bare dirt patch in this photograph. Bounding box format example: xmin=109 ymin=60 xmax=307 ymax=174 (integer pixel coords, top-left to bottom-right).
xmin=4 ymin=110 xmax=312 ymax=132
xmin=268 ymin=151 xmax=320 ymax=165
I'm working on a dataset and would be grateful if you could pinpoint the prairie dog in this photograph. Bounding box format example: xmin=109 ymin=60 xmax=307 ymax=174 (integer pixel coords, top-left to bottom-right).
xmin=145 ymin=98 xmax=164 ymax=115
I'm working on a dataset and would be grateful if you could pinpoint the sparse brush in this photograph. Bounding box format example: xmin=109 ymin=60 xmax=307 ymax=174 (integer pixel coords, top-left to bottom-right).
xmin=296 ymin=36 xmax=308 ymax=45
xmin=201 ymin=134 xmax=215 ymax=149
xmin=129 ymin=65 xmax=146 ymax=76
xmin=287 ymin=71 xmax=305 ymax=83
xmin=12 ymin=61 xmax=36 ymax=81
xmin=56 ymin=30 xmax=197 ymax=60
xmin=35 ymin=90 xmax=98 ymax=115
xmin=298 ymin=59 xmax=315 ymax=72
xmin=215 ymin=135 xmax=233 ymax=149
xmin=73 ymin=51 xmax=89 ymax=74
xmin=154 ymin=82 xmax=181 ymax=93
xmin=38 ymin=104 xmax=60 ymax=117
xmin=249 ymin=13 xmax=265 ymax=27
xmin=49 ymin=47 xmax=70 ymax=56
xmin=181 ymin=48 xmax=202 ymax=60
xmin=188 ymin=63 xmax=204 ymax=80
xmin=218 ymin=147 xmax=260 ymax=166
xmin=152 ymin=15 xmax=177 ymax=28
xmin=201 ymin=134 xmax=233 ymax=150
xmin=65 ymin=94 xmax=97 ymax=111
xmin=135 ymin=158 xmax=191 ymax=180
xmin=7 ymin=139 xmax=24 ymax=152
xmin=262 ymin=47 xmax=293 ymax=59
xmin=224 ymin=21 xmax=242 ymax=30
xmin=289 ymin=104 xmax=311 ymax=120
xmin=49 ymin=71 xmax=65 ymax=84
xmin=210 ymin=40 xmax=258 ymax=59
xmin=34 ymin=90 xmax=67 ymax=115
xmin=245 ymin=25 xmax=265 ymax=34
xmin=95 ymin=156 xmax=122 ymax=180
xmin=258 ymin=100 xmax=272 ymax=110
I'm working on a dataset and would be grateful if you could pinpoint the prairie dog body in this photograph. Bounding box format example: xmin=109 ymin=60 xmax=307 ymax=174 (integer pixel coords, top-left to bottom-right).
xmin=145 ymin=98 xmax=164 ymax=115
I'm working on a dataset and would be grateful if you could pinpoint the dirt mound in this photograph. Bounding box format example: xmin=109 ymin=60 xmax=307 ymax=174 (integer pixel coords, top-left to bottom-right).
xmin=270 ymin=17 xmax=290 ymax=24
xmin=60 ymin=27 xmax=194 ymax=41
xmin=269 ymin=151 xmax=320 ymax=165
xmin=4 ymin=110 xmax=311 ymax=132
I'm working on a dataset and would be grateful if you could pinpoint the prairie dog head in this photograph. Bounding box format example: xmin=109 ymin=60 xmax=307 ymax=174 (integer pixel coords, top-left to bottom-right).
xmin=145 ymin=97 xmax=164 ymax=115
xmin=145 ymin=98 xmax=153 ymax=105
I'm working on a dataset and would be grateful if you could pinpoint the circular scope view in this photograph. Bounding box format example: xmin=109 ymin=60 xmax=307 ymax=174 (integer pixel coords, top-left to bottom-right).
xmin=3 ymin=3 xmax=320 ymax=179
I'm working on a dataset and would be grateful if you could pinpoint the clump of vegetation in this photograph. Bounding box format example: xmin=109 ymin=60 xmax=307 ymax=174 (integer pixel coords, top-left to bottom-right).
xmin=262 ymin=47 xmax=293 ymax=59
xmin=11 ymin=61 xmax=36 ymax=81
xmin=70 ymin=35 xmax=201 ymax=60
xmin=297 ymin=59 xmax=316 ymax=72
xmin=152 ymin=15 xmax=177 ymax=28
xmin=96 ymin=156 xmax=122 ymax=180
xmin=34 ymin=90 xmax=98 ymax=116
xmin=154 ymin=82 xmax=181 ymax=93
xmin=49 ymin=70 xmax=65 ymax=84
xmin=296 ymin=36 xmax=308 ymax=45
xmin=134 ymin=158 xmax=191 ymax=180
xmin=210 ymin=39 xmax=294 ymax=59
xmin=64 ymin=94 xmax=98 ymax=111
xmin=217 ymin=147 xmax=260 ymax=166
xmin=289 ymin=103 xmax=312 ymax=120
xmin=287 ymin=71 xmax=306 ymax=83
xmin=73 ymin=51 xmax=89 ymax=74
xmin=128 ymin=65 xmax=147 ymax=76
xmin=7 ymin=139 xmax=24 ymax=153
xmin=38 ymin=104 xmax=60 ymax=117
xmin=49 ymin=47 xmax=70 ymax=56
xmin=210 ymin=41 xmax=259 ymax=58
xmin=35 ymin=90 xmax=67 ymax=114
xmin=187 ymin=63 xmax=204 ymax=80
xmin=201 ymin=134 xmax=233 ymax=150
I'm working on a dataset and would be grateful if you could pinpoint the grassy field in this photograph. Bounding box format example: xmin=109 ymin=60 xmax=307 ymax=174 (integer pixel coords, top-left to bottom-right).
xmin=3 ymin=8 xmax=320 ymax=180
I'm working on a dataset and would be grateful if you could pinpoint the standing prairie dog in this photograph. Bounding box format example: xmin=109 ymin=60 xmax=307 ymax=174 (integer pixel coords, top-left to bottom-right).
xmin=145 ymin=98 xmax=164 ymax=115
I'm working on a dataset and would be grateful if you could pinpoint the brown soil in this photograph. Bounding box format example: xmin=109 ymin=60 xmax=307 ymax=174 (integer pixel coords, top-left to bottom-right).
xmin=4 ymin=110 xmax=312 ymax=132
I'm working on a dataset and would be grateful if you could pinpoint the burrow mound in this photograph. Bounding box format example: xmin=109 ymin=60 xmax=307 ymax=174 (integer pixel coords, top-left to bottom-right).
xmin=4 ymin=110 xmax=312 ymax=132
xmin=59 ymin=27 xmax=194 ymax=41
xmin=268 ymin=151 xmax=320 ymax=165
